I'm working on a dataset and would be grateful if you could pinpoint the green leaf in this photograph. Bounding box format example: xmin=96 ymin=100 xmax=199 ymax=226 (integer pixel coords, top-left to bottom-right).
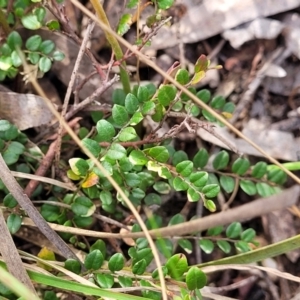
xmin=137 ymin=85 xmax=149 ymax=102
xmin=119 ymin=127 xmax=137 ymax=141
xmin=129 ymin=149 xmax=148 ymax=165
xmin=232 ymin=158 xmax=250 ymax=175
xmin=173 ymin=177 xmax=189 ymax=191
xmin=38 ymin=57 xmax=52 ymax=72
xmin=10 ymin=50 xmax=22 ymax=67
xmin=267 ymin=168 xmax=287 ymax=185
xmin=199 ymin=239 xmax=214 ymax=254
xmin=205 ymin=199 xmax=216 ymax=212
xmin=189 ymin=171 xmax=208 ymax=187
xmin=84 ymin=250 xmax=104 ymax=270
xmin=186 ymin=267 xmax=207 ymax=290
xmin=153 ymin=181 xmax=171 ymax=194
xmin=34 ymin=7 xmax=46 ymax=22
xmin=7 ymin=213 xmax=22 ymax=234
xmin=256 ymin=182 xmax=275 ymax=197
xmin=207 ymin=226 xmax=223 ymax=236
xmin=69 ymin=158 xmax=89 ymax=176
xmin=201 ymin=184 xmax=220 ymax=198
xmin=93 ymin=161 xmax=113 ymax=178
xmin=21 ymin=14 xmax=41 ymax=29
xmin=141 ymin=101 xmax=155 ymax=115
xmin=241 ymin=228 xmax=256 ymax=242
xmin=82 ymin=138 xmax=101 ymax=157
xmin=112 ymin=104 xmax=129 ymax=126
xmin=210 ymin=95 xmax=225 ymax=109
xmin=3 ymin=150 xmax=19 ymax=165
xmin=112 ymin=88 xmax=126 ymax=105
xmin=7 ymin=31 xmax=22 ymax=49
xmin=157 ymin=84 xmax=177 ymax=106
xmin=235 ymin=241 xmax=251 ymax=252
xmin=251 ymin=161 xmax=267 ymax=179
xmin=95 ymin=273 xmax=114 ymax=288
xmin=226 ymin=222 xmax=242 ymax=238
xmin=39 ymin=40 xmax=55 ymax=54
xmin=124 ymin=173 xmax=141 ymax=187
xmin=168 ymin=214 xmax=185 ymax=226
xmin=129 ymin=111 xmax=143 ymax=125
xmin=193 ymin=148 xmax=209 ymax=168
xmin=240 ymin=180 xmax=257 ymax=196
xmin=96 ymin=119 xmax=115 ymax=142
xmin=90 ymin=240 xmax=106 ymax=258
xmin=3 ymin=193 xmax=18 ymax=208
xmin=52 ymin=50 xmax=65 ymax=61
xmin=165 ymin=254 xmax=188 ymax=280
xmin=178 ymin=239 xmax=193 ymax=254
xmin=28 ymin=52 xmax=40 ymax=64
xmin=157 ymin=0 xmax=174 ymax=9
xmin=132 ymin=259 xmax=147 ymax=275
xmin=71 ymin=196 xmax=96 ymax=217
xmin=220 ymin=175 xmax=235 ymax=193
xmin=176 ymin=160 xmax=193 ymax=177
xmin=117 ymin=13 xmax=132 ymax=36
xmin=151 ymin=103 xmax=165 ymax=122
xmin=118 ymin=275 xmax=133 ymax=287
xmin=64 ymin=259 xmax=81 ymax=274
xmin=147 ymin=146 xmax=169 ymax=163
xmin=0 ymin=56 xmax=12 ymax=71
xmin=213 ymin=150 xmax=229 ymax=170
xmin=108 ymin=253 xmax=125 ymax=272
xmin=217 ymin=240 xmax=231 ymax=253
xmin=124 ymin=93 xmax=139 ymax=114
xmin=175 ymin=68 xmax=190 ymax=85
xmin=0 ymin=120 xmax=11 ymax=132
xmin=202 ymin=109 xmax=216 ymax=122
xmin=196 ymin=89 xmax=211 ymax=103
xmin=7 ymin=141 xmax=24 ymax=155
xmin=172 ymin=150 xmax=188 ymax=166
xmin=144 ymin=193 xmax=161 ymax=206
xmin=106 ymin=143 xmax=126 ymax=160
xmin=46 ymin=20 xmax=60 ymax=30
xmin=100 ymin=191 xmax=112 ymax=205
xmin=187 ymin=187 xmax=201 ymax=202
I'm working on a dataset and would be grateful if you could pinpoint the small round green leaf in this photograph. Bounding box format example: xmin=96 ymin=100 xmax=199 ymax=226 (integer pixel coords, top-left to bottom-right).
xmin=240 ymin=180 xmax=257 ymax=196
xmin=186 ymin=266 xmax=207 ymax=290
xmin=153 ymin=181 xmax=171 ymax=194
xmin=137 ymin=85 xmax=149 ymax=102
xmin=157 ymin=84 xmax=177 ymax=106
xmin=256 ymin=182 xmax=275 ymax=197
xmin=7 ymin=31 xmax=22 ymax=49
xmin=172 ymin=150 xmax=188 ymax=166
xmin=108 ymin=253 xmax=125 ymax=272
xmin=64 ymin=259 xmax=81 ymax=274
xmin=199 ymin=239 xmax=214 ymax=254
xmin=119 ymin=127 xmax=137 ymax=141
xmin=196 ymin=89 xmax=211 ymax=103
xmin=210 ymin=95 xmax=225 ymax=109
xmin=118 ymin=276 xmax=133 ymax=288
xmin=173 ymin=177 xmax=189 ymax=191
xmin=96 ymin=119 xmax=115 ymax=142
xmin=235 ymin=241 xmax=251 ymax=252
xmin=175 ymin=68 xmax=190 ymax=85
xmin=106 ymin=143 xmax=126 ymax=160
xmin=187 ymin=187 xmax=201 ymax=202
xmin=28 ymin=52 xmax=40 ymax=64
xmin=207 ymin=226 xmax=223 ymax=236
xmin=38 ymin=57 xmax=52 ymax=72
xmin=220 ymin=175 xmax=235 ymax=193
xmin=165 ymin=253 xmax=188 ymax=280
xmin=231 ymin=157 xmax=250 ymax=175
xmin=96 ymin=273 xmax=114 ymax=288
xmin=216 ymin=240 xmax=231 ymax=253
xmin=251 ymin=162 xmax=267 ymax=179
xmin=201 ymin=184 xmax=220 ymax=198
xmin=21 ymin=14 xmax=41 ymax=29
xmin=69 ymin=158 xmax=89 ymax=176
xmin=39 ymin=40 xmax=55 ymax=54
xmin=189 ymin=171 xmax=208 ymax=187
xmin=132 ymin=259 xmax=147 ymax=275
xmin=147 ymin=146 xmax=169 ymax=163
xmin=3 ymin=193 xmax=18 ymax=208
xmin=212 ymin=150 xmax=229 ymax=170
xmin=112 ymin=104 xmax=129 ymax=126
xmin=226 ymin=222 xmax=242 ymax=238
xmin=7 ymin=213 xmax=22 ymax=234
xmin=11 ymin=51 xmax=22 ymax=67
xmin=84 ymin=250 xmax=104 ymax=270
xmin=241 ymin=228 xmax=256 ymax=242
xmin=125 ymin=93 xmax=139 ymax=114
xmin=52 ymin=50 xmax=65 ymax=61
xmin=71 ymin=196 xmax=96 ymax=217
xmin=267 ymin=168 xmax=287 ymax=185
xmin=176 ymin=160 xmax=193 ymax=177
xmin=82 ymin=138 xmax=101 ymax=157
